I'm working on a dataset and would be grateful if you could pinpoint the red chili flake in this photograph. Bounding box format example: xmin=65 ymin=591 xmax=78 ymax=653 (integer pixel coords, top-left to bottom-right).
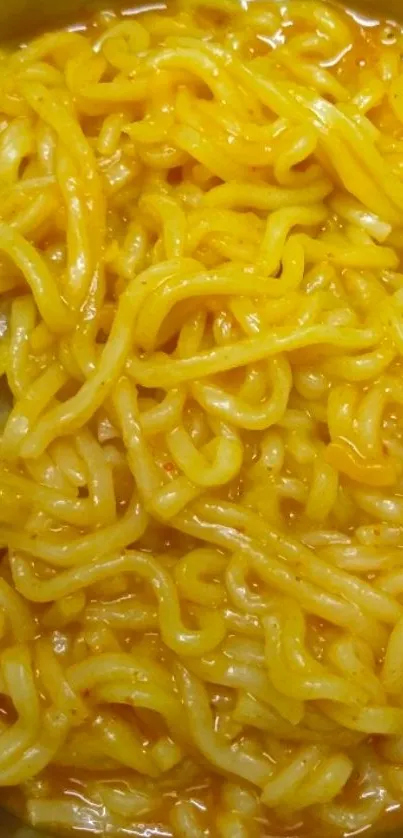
xmin=164 ymin=462 xmax=175 ymax=473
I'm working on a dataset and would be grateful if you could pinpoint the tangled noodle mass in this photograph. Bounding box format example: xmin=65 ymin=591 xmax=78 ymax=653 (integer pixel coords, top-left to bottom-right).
xmin=2 ymin=0 xmax=403 ymax=835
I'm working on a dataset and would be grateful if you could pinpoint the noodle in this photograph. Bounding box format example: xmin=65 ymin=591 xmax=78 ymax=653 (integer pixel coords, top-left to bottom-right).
xmin=1 ymin=1 xmax=403 ymax=835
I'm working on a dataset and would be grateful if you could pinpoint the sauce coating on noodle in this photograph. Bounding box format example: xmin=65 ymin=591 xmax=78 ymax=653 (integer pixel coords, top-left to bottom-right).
xmin=1 ymin=1 xmax=403 ymax=836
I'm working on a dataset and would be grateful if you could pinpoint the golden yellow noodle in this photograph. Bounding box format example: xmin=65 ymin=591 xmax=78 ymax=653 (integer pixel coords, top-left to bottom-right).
xmin=2 ymin=1 xmax=403 ymax=835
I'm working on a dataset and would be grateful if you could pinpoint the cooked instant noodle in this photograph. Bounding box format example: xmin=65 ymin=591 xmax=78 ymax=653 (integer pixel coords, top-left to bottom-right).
xmin=2 ymin=0 xmax=403 ymax=835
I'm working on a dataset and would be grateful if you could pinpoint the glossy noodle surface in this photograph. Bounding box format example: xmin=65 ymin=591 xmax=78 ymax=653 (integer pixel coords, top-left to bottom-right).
xmin=2 ymin=1 xmax=403 ymax=836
